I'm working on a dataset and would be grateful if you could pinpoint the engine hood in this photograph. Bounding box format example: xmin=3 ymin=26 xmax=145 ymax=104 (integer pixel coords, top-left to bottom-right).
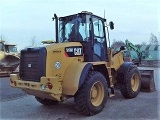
xmin=44 ymin=42 xmax=83 ymax=77
xmin=45 ymin=42 xmax=82 ymax=52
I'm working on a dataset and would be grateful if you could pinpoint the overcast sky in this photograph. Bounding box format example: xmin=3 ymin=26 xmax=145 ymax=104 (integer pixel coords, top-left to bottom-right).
xmin=0 ymin=0 xmax=159 ymax=50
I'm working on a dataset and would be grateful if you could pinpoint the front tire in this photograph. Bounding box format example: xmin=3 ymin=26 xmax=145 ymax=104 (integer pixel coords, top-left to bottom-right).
xmin=35 ymin=97 xmax=59 ymax=106
xmin=74 ymin=71 xmax=108 ymax=116
xmin=120 ymin=65 xmax=141 ymax=98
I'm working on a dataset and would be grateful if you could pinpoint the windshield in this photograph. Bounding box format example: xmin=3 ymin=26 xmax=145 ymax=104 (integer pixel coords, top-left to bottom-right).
xmin=59 ymin=14 xmax=90 ymax=43
xmin=5 ymin=46 xmax=17 ymax=53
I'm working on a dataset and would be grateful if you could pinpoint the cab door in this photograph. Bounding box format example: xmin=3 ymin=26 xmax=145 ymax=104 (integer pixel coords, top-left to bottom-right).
xmin=92 ymin=17 xmax=108 ymax=61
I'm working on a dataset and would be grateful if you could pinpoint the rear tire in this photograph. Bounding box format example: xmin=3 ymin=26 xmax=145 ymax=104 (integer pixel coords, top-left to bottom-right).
xmin=74 ymin=71 xmax=108 ymax=116
xmin=120 ymin=65 xmax=141 ymax=98
xmin=35 ymin=97 xmax=59 ymax=106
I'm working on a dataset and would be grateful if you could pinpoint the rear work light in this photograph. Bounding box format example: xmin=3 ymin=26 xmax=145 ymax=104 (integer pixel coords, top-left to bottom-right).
xmin=14 ymin=81 xmax=17 ymax=86
xmin=47 ymin=82 xmax=53 ymax=89
xmin=41 ymin=82 xmax=53 ymax=90
xmin=10 ymin=77 xmax=13 ymax=84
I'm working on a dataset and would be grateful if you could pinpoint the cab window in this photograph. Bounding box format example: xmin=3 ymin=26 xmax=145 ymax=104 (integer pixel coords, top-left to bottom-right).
xmin=92 ymin=17 xmax=105 ymax=43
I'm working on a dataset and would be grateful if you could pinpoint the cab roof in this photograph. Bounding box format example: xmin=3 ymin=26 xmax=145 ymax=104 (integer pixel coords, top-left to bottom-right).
xmin=59 ymin=11 xmax=106 ymax=22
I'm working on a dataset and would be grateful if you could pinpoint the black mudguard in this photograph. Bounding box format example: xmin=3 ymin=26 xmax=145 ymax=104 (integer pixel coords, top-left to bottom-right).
xmin=117 ymin=62 xmax=134 ymax=83
xmin=78 ymin=63 xmax=93 ymax=88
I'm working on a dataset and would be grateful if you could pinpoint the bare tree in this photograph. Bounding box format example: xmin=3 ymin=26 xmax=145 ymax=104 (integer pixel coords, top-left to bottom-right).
xmin=149 ymin=33 xmax=158 ymax=45
xmin=111 ymin=39 xmax=125 ymax=50
xmin=0 ymin=35 xmax=8 ymax=43
xmin=26 ymin=36 xmax=37 ymax=48
xmin=31 ymin=36 xmax=37 ymax=47
xmin=141 ymin=42 xmax=147 ymax=45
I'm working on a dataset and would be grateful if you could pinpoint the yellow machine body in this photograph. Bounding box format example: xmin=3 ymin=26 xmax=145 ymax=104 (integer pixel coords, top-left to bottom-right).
xmin=10 ymin=12 xmax=145 ymax=116
xmin=10 ymin=41 xmax=124 ymax=101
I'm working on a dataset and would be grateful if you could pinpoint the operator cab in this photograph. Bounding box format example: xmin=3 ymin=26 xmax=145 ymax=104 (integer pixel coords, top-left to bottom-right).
xmin=58 ymin=11 xmax=113 ymax=62
xmin=0 ymin=41 xmax=17 ymax=53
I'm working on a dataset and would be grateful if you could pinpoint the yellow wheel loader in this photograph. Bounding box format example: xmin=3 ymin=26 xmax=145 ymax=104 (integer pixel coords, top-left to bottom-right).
xmin=10 ymin=11 xmax=150 ymax=116
xmin=0 ymin=41 xmax=19 ymax=73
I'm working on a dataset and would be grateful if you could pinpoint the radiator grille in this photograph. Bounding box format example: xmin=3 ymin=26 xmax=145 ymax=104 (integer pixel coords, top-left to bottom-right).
xmin=19 ymin=47 xmax=46 ymax=82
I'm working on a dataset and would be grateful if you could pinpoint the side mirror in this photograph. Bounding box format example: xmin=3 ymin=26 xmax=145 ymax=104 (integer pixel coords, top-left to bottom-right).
xmin=120 ymin=46 xmax=125 ymax=51
xmin=109 ymin=21 xmax=114 ymax=30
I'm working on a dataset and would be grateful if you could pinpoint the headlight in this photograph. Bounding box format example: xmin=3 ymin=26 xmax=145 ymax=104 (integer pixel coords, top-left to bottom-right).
xmin=55 ymin=61 xmax=61 ymax=69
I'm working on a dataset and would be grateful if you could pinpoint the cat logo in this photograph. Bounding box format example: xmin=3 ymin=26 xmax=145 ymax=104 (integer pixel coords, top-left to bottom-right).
xmin=65 ymin=46 xmax=83 ymax=57
xmin=28 ymin=64 xmax=32 ymax=67
xmin=74 ymin=48 xmax=82 ymax=55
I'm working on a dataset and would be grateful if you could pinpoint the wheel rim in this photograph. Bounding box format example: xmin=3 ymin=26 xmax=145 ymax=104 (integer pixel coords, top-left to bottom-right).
xmin=90 ymin=81 xmax=104 ymax=106
xmin=131 ymin=73 xmax=139 ymax=92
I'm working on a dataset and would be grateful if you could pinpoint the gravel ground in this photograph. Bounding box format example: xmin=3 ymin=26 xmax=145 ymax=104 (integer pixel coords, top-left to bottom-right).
xmin=0 ymin=67 xmax=159 ymax=120
xmin=0 ymin=90 xmax=159 ymax=120
xmin=0 ymin=77 xmax=27 ymax=102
